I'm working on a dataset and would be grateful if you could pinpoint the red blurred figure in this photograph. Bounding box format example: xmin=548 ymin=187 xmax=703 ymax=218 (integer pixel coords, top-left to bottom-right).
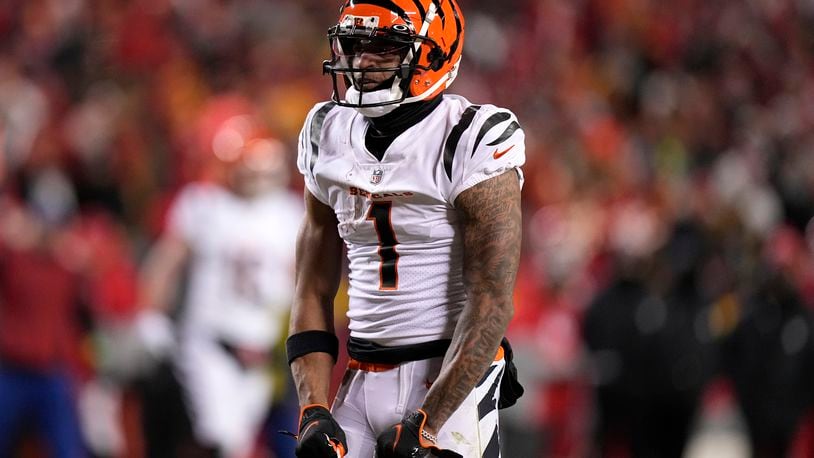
xmin=0 ymin=194 xmax=87 ymax=458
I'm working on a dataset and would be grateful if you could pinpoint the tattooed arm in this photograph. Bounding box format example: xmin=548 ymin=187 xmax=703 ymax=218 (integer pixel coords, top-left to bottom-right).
xmin=420 ymin=169 xmax=522 ymax=435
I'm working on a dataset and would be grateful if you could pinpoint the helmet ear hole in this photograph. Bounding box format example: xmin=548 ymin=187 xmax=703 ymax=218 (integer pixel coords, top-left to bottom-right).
xmin=427 ymin=47 xmax=446 ymax=71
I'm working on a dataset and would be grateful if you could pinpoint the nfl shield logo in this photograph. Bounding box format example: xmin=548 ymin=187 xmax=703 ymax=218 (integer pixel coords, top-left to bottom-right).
xmin=370 ymin=169 xmax=383 ymax=185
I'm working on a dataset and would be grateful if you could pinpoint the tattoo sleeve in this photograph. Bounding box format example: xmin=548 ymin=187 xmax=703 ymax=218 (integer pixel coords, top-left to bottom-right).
xmin=421 ymin=169 xmax=522 ymax=433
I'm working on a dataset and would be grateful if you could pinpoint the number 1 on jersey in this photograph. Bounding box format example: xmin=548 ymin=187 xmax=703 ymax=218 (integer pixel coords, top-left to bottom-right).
xmin=366 ymin=201 xmax=399 ymax=290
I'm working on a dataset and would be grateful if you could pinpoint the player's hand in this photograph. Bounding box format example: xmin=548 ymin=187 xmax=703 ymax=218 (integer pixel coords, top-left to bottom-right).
xmin=132 ymin=309 xmax=176 ymax=359
xmin=295 ymin=404 xmax=347 ymax=457
xmin=375 ymin=410 xmax=462 ymax=458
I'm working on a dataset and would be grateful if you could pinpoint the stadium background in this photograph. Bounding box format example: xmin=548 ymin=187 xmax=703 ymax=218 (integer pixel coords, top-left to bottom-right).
xmin=1 ymin=0 xmax=814 ymax=456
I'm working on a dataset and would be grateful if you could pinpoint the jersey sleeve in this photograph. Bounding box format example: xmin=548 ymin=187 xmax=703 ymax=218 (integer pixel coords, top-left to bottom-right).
xmin=296 ymin=101 xmax=336 ymax=205
xmin=447 ymin=104 xmax=526 ymax=204
xmin=165 ymin=184 xmax=205 ymax=245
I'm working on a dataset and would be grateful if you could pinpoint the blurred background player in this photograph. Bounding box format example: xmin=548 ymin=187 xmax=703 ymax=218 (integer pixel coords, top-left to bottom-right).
xmin=135 ymin=95 xmax=303 ymax=458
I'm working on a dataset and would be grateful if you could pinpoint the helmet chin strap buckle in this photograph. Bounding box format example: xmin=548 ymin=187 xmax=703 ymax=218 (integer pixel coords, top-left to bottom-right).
xmin=322 ymin=60 xmax=332 ymax=75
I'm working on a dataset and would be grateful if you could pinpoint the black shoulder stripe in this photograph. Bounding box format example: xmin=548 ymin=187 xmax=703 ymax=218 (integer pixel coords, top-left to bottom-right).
xmin=351 ymin=0 xmax=409 ymax=21
xmin=309 ymin=103 xmax=336 ymax=173
xmin=444 ymin=105 xmax=481 ymax=180
xmin=472 ymin=112 xmax=511 ymax=156
xmin=486 ymin=120 xmax=521 ymax=147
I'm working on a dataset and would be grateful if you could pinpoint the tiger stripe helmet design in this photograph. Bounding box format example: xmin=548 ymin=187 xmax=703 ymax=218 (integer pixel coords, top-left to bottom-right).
xmin=323 ymin=0 xmax=465 ymax=113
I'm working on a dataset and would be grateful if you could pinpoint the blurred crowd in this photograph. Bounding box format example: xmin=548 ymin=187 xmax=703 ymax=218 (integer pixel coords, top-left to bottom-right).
xmin=1 ymin=0 xmax=814 ymax=457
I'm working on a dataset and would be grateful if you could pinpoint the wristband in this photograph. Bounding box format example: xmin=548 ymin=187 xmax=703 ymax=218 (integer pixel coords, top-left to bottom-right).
xmin=286 ymin=330 xmax=339 ymax=365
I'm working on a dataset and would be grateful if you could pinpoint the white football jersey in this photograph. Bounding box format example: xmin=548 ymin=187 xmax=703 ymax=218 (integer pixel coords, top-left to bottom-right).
xmin=167 ymin=183 xmax=304 ymax=348
xmin=297 ymin=94 xmax=525 ymax=346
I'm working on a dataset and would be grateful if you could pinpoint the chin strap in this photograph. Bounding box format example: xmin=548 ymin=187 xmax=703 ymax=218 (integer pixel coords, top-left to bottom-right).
xmin=345 ymin=86 xmax=402 ymax=117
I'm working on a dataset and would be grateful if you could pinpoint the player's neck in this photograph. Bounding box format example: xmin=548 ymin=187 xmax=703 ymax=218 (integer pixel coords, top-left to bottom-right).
xmin=365 ymin=96 xmax=443 ymax=160
xmin=366 ymin=96 xmax=442 ymax=135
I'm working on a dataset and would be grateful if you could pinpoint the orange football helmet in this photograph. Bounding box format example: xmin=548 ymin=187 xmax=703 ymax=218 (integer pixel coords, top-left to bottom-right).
xmin=324 ymin=0 xmax=465 ymax=112
xmin=199 ymin=105 xmax=288 ymax=194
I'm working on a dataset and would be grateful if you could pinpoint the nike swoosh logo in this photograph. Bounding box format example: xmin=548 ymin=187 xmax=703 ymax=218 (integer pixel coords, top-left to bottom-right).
xmin=493 ymin=144 xmax=514 ymax=159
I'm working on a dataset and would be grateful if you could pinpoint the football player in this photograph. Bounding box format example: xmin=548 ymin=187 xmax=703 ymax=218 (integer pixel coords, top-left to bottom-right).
xmin=287 ymin=1 xmax=525 ymax=457
xmin=136 ymin=103 xmax=303 ymax=458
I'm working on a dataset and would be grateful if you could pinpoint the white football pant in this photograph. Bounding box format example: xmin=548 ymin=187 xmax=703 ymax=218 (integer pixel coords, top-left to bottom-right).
xmin=175 ymin=334 xmax=271 ymax=458
xmin=332 ymin=355 xmax=505 ymax=458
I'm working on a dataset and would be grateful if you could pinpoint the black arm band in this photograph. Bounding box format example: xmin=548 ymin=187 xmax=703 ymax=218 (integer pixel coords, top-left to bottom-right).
xmin=286 ymin=330 xmax=339 ymax=365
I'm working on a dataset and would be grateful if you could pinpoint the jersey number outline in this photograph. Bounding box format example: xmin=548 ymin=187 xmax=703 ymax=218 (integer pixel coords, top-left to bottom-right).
xmin=366 ymin=201 xmax=399 ymax=290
